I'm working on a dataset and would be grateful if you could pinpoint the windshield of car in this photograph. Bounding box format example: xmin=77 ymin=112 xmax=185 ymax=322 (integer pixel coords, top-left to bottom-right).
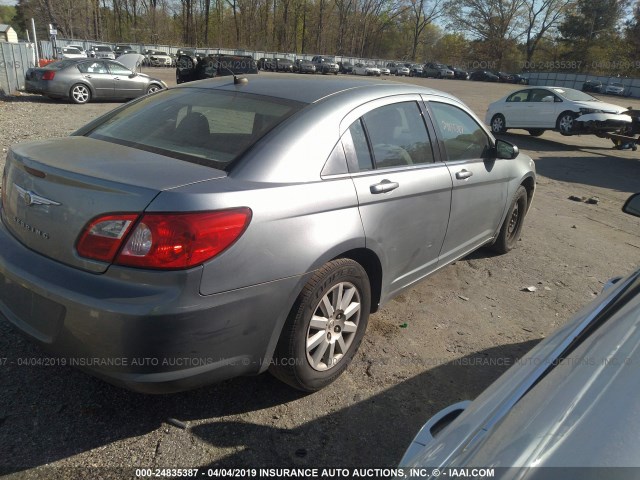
xmin=86 ymin=88 xmax=305 ymax=170
xmin=610 ymin=83 xmax=624 ymax=88
xmin=552 ymin=88 xmax=597 ymax=101
xmin=95 ymin=46 xmax=112 ymax=52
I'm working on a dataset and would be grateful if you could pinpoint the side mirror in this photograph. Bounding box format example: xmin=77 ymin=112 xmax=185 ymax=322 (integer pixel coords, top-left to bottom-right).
xmin=496 ymin=139 xmax=519 ymax=159
xmin=623 ymin=193 xmax=640 ymax=217
xmin=128 ymin=72 xmax=137 ymax=78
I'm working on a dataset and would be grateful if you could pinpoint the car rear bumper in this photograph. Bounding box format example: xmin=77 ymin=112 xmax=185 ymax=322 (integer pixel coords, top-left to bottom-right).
xmin=0 ymin=213 xmax=303 ymax=393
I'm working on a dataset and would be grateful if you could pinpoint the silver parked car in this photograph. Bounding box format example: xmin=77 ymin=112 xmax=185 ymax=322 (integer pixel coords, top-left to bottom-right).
xmin=399 ymin=193 xmax=640 ymax=473
xmin=0 ymin=77 xmax=535 ymax=393
xmin=25 ymin=58 xmax=166 ymax=104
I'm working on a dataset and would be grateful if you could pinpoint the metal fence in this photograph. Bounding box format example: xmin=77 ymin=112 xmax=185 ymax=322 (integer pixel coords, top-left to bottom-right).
xmin=0 ymin=42 xmax=36 ymax=96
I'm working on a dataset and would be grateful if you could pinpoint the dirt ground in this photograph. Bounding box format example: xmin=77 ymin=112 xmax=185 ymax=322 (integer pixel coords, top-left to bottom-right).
xmin=1 ymin=70 xmax=639 ymax=477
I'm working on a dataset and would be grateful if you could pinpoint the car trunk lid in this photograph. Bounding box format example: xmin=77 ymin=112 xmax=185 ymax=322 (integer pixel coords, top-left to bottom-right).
xmin=2 ymin=137 xmax=226 ymax=273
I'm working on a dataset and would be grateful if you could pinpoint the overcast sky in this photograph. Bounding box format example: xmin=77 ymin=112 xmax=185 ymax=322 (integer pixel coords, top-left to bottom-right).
xmin=0 ymin=0 xmax=17 ymax=6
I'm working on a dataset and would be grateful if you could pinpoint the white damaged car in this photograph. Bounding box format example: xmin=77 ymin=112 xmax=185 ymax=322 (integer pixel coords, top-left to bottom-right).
xmin=486 ymin=86 xmax=632 ymax=137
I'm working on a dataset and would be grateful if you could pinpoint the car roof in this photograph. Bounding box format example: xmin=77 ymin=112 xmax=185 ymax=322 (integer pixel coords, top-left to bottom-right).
xmin=173 ymin=76 xmax=459 ymax=104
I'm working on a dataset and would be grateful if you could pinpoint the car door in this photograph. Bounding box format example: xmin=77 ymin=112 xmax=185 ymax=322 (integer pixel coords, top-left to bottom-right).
xmin=106 ymin=61 xmax=145 ymax=98
xmin=76 ymin=60 xmax=113 ymax=98
xmin=525 ymin=88 xmax=561 ymax=127
xmin=501 ymin=89 xmax=531 ymax=127
xmin=343 ymin=97 xmax=453 ymax=300
xmin=427 ymin=99 xmax=509 ymax=266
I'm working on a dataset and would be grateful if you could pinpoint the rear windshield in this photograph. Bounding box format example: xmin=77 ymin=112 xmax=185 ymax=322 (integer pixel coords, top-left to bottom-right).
xmin=86 ymin=88 xmax=305 ymax=170
xmin=46 ymin=59 xmax=80 ymax=70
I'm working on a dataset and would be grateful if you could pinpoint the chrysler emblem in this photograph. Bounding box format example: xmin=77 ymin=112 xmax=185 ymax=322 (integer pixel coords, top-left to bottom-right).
xmin=14 ymin=185 xmax=61 ymax=207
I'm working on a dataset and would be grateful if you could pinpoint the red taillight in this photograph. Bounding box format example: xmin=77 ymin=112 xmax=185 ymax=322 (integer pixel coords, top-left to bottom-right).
xmin=76 ymin=214 xmax=139 ymax=262
xmin=42 ymin=71 xmax=55 ymax=81
xmin=76 ymin=209 xmax=252 ymax=270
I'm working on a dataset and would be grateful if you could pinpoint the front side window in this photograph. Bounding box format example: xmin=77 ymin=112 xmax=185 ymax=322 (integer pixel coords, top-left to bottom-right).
xmin=430 ymin=102 xmax=490 ymax=162
xmin=362 ymin=102 xmax=434 ymax=168
xmin=86 ymin=89 xmax=305 ymax=170
xmin=507 ymin=90 xmax=529 ymax=102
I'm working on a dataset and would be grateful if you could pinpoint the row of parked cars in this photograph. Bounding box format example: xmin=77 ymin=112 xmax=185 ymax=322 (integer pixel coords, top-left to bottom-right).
xmin=582 ymin=79 xmax=627 ymax=96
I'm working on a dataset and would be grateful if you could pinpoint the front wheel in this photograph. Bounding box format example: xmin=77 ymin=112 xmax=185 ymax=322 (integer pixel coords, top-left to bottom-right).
xmin=70 ymin=83 xmax=91 ymax=104
xmin=146 ymin=84 xmax=162 ymax=94
xmin=557 ymin=111 xmax=575 ymax=136
xmin=490 ymin=114 xmax=507 ymax=134
xmin=270 ymin=258 xmax=371 ymax=391
xmin=490 ymin=185 xmax=528 ymax=254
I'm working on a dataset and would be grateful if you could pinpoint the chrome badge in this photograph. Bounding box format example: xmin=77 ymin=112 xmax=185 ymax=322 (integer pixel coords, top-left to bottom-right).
xmin=14 ymin=185 xmax=61 ymax=207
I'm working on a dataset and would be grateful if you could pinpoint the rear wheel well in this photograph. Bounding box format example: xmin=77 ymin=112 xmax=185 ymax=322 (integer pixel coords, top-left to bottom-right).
xmin=332 ymin=248 xmax=382 ymax=313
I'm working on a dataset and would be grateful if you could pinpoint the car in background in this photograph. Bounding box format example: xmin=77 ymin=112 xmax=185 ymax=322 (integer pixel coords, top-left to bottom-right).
xmin=395 ymin=64 xmax=410 ymax=76
xmin=493 ymin=71 xmax=514 ymax=83
xmin=294 ymin=59 xmax=316 ymax=74
xmin=605 ymin=82 xmax=625 ymax=96
xmin=59 ymin=47 xmax=87 ymax=59
xmin=88 ymin=45 xmax=116 ymax=60
xmin=175 ymin=53 xmax=258 ymax=83
xmin=273 ymin=58 xmax=294 ymax=72
xmin=24 ymin=58 xmax=166 ymax=104
xmin=68 ymin=45 xmax=88 ymax=56
xmin=399 ymin=193 xmax=640 ymax=474
xmin=338 ymin=61 xmax=354 ymax=74
xmin=486 ymin=86 xmax=632 ymax=136
xmin=146 ymin=51 xmax=173 ymax=67
xmin=114 ymin=44 xmax=134 ymax=57
xmin=256 ymin=57 xmax=273 ymax=70
xmin=311 ymin=55 xmax=339 ymax=74
xmin=582 ymin=79 xmax=603 ymax=93
xmin=470 ymin=70 xmax=499 ymax=82
xmin=422 ymin=63 xmax=454 ymax=79
xmin=447 ymin=65 xmax=469 ymax=80
xmin=352 ymin=63 xmax=380 ymax=76
xmin=377 ymin=65 xmax=391 ymax=76
xmin=511 ymin=73 xmax=529 ymax=85
xmin=1 ymin=76 xmax=534 ymax=394
xmin=409 ymin=64 xmax=423 ymax=77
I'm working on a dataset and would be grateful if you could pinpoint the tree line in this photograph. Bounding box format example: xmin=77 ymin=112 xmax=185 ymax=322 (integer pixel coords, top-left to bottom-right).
xmin=5 ymin=0 xmax=640 ymax=74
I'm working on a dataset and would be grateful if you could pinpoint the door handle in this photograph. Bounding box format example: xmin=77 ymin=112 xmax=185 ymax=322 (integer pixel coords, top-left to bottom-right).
xmin=84 ymin=75 xmax=92 ymax=78
xmin=370 ymin=179 xmax=399 ymax=194
xmin=455 ymin=169 xmax=473 ymax=180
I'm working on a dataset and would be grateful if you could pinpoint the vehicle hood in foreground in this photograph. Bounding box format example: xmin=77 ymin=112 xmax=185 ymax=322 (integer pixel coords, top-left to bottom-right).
xmin=2 ymin=137 xmax=225 ymax=273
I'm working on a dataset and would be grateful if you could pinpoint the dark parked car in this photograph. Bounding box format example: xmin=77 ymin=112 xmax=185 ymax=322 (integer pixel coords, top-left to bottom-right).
xmin=294 ymin=59 xmax=316 ymax=74
xmin=273 ymin=58 xmax=294 ymax=72
xmin=1 ymin=77 xmax=534 ymax=394
xmin=400 ymin=193 xmax=640 ymax=473
xmin=311 ymin=55 xmax=339 ymax=74
xmin=24 ymin=58 xmax=166 ymax=104
xmin=338 ymin=61 xmax=354 ymax=74
xmin=256 ymin=57 xmax=272 ymax=70
xmin=422 ymin=63 xmax=454 ymax=79
xmin=511 ymin=73 xmax=529 ymax=85
xmin=493 ymin=71 xmax=514 ymax=83
xmin=409 ymin=64 xmax=423 ymax=77
xmin=583 ymin=80 xmax=604 ymax=93
xmin=470 ymin=70 xmax=499 ymax=82
xmin=114 ymin=44 xmax=134 ymax=57
xmin=175 ymin=53 xmax=258 ymax=84
xmin=447 ymin=65 xmax=469 ymax=80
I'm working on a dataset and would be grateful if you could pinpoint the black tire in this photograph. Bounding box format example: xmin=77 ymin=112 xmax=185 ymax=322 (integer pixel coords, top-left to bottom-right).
xmin=490 ymin=185 xmax=528 ymax=254
xmin=490 ymin=114 xmax=507 ymax=134
xmin=69 ymin=83 xmax=91 ymax=104
xmin=527 ymin=129 xmax=544 ymax=137
xmin=556 ymin=111 xmax=576 ymax=136
xmin=270 ymin=258 xmax=371 ymax=391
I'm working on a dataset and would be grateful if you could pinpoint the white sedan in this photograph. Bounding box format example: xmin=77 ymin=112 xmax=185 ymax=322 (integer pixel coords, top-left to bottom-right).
xmin=486 ymin=86 xmax=632 ymax=136
xmin=60 ymin=47 xmax=87 ymax=59
xmin=352 ymin=63 xmax=380 ymax=76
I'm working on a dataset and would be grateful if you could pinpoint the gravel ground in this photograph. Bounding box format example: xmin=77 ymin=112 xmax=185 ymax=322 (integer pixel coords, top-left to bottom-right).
xmin=1 ymin=70 xmax=640 ymax=478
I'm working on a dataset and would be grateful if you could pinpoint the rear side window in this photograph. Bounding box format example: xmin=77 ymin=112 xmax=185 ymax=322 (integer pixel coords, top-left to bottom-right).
xmin=430 ymin=102 xmax=490 ymax=162
xmin=86 ymin=88 xmax=305 ymax=169
xmin=77 ymin=61 xmax=108 ymax=74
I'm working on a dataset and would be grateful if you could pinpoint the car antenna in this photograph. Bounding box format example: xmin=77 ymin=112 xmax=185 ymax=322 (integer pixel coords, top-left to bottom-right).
xmin=215 ymin=60 xmax=248 ymax=85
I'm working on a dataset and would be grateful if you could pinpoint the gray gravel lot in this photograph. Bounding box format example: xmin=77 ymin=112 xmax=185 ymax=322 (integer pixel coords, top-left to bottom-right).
xmin=1 ymin=70 xmax=640 ymax=478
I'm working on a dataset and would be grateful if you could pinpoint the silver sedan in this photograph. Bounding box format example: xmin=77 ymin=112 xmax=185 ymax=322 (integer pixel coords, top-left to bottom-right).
xmin=25 ymin=58 xmax=166 ymax=104
xmin=1 ymin=77 xmax=535 ymax=393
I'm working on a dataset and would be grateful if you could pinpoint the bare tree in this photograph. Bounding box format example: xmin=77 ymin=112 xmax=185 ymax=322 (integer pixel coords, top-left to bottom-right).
xmin=409 ymin=0 xmax=444 ymax=60
xmin=523 ymin=0 xmax=575 ymax=63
